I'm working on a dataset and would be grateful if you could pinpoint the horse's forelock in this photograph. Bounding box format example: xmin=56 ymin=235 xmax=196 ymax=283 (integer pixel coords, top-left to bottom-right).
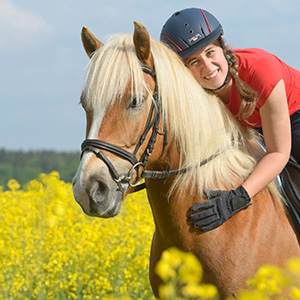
xmin=83 ymin=34 xmax=147 ymax=113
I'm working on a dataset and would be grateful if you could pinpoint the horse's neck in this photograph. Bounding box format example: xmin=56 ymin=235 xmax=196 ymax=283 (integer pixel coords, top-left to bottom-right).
xmin=144 ymin=124 xmax=250 ymax=244
xmin=145 ymin=139 xmax=199 ymax=244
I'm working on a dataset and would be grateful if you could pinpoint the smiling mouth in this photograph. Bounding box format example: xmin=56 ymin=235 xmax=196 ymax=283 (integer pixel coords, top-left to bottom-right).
xmin=204 ymin=69 xmax=219 ymax=80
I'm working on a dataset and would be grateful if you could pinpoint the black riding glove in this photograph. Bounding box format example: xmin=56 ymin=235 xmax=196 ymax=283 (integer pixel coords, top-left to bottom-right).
xmin=188 ymin=186 xmax=251 ymax=232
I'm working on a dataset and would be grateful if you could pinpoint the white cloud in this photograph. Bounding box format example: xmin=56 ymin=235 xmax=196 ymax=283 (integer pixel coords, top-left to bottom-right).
xmin=0 ymin=0 xmax=53 ymax=48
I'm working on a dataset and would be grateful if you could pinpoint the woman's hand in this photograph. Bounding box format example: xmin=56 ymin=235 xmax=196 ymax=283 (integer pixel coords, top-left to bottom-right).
xmin=188 ymin=186 xmax=251 ymax=232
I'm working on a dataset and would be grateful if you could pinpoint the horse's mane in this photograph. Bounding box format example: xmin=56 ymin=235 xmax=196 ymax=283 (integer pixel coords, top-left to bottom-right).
xmin=82 ymin=33 xmax=281 ymax=201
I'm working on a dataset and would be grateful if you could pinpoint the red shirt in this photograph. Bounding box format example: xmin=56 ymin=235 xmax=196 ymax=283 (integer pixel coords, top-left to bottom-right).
xmin=226 ymin=48 xmax=300 ymax=127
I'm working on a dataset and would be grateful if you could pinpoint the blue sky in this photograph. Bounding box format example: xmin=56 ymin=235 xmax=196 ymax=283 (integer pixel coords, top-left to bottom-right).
xmin=1 ymin=0 xmax=300 ymax=151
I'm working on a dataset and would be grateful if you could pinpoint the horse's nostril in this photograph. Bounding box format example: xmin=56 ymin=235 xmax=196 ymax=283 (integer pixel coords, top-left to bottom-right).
xmin=87 ymin=180 xmax=111 ymax=216
xmin=87 ymin=179 xmax=109 ymax=203
xmin=95 ymin=180 xmax=107 ymax=196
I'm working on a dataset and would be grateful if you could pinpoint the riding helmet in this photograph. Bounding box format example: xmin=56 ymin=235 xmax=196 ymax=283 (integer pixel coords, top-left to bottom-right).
xmin=160 ymin=8 xmax=223 ymax=59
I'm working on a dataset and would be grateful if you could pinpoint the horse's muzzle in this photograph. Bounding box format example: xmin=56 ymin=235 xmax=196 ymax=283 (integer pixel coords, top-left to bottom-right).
xmin=73 ymin=174 xmax=124 ymax=218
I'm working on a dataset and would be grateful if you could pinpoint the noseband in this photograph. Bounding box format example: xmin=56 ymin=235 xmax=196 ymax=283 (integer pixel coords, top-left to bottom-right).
xmin=81 ymin=65 xmax=216 ymax=192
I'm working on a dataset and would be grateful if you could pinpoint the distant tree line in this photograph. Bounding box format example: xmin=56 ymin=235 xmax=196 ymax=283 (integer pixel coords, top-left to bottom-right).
xmin=0 ymin=149 xmax=80 ymax=189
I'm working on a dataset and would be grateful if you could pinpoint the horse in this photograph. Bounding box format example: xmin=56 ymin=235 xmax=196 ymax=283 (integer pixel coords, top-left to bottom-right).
xmin=72 ymin=22 xmax=300 ymax=299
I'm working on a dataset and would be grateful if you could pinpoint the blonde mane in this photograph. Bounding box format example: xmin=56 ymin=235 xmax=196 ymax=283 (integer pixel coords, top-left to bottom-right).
xmin=82 ymin=33 xmax=280 ymax=200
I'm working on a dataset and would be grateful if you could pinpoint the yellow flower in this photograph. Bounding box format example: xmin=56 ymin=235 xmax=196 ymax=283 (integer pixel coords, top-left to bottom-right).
xmin=155 ymin=248 xmax=183 ymax=282
xmin=163 ymin=248 xmax=184 ymax=269
xmin=290 ymin=286 xmax=300 ymax=300
xmin=159 ymin=282 xmax=177 ymax=299
xmin=287 ymin=257 xmax=300 ymax=276
xmin=7 ymin=178 xmax=21 ymax=191
xmin=25 ymin=179 xmax=43 ymax=191
xmin=156 ymin=247 xmax=203 ymax=284
xmin=177 ymin=252 xmax=203 ymax=284
xmin=246 ymin=265 xmax=288 ymax=295
xmin=234 ymin=290 xmax=271 ymax=300
xmin=156 ymin=259 xmax=177 ymax=281
xmin=53 ymin=201 xmax=66 ymax=216
xmin=181 ymin=283 xmax=217 ymax=299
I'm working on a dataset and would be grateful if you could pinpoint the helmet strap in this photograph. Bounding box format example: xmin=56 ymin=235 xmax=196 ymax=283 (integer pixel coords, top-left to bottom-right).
xmin=204 ymin=70 xmax=229 ymax=92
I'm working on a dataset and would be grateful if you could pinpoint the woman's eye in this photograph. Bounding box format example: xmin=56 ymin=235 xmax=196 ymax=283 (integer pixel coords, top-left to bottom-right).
xmin=188 ymin=59 xmax=198 ymax=68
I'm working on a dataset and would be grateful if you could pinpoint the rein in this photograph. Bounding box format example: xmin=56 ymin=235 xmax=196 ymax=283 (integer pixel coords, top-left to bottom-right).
xmin=80 ymin=65 xmax=214 ymax=192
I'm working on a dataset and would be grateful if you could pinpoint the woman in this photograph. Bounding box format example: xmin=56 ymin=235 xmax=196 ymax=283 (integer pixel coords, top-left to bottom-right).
xmin=160 ymin=8 xmax=300 ymax=232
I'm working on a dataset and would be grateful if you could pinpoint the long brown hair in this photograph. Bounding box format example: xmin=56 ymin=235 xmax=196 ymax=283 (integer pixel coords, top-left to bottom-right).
xmin=215 ymin=37 xmax=258 ymax=121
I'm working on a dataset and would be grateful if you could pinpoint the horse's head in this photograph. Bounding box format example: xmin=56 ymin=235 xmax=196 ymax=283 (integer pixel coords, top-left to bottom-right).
xmin=73 ymin=22 xmax=166 ymax=218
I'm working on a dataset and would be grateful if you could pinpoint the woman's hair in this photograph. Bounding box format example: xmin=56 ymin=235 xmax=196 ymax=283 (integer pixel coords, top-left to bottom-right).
xmin=213 ymin=37 xmax=258 ymax=121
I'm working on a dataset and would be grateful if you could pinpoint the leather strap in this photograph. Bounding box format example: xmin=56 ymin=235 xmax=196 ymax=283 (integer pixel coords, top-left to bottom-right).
xmin=82 ymin=139 xmax=138 ymax=166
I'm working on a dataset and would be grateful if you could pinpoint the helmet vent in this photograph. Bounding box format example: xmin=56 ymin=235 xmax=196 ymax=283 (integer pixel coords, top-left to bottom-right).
xmin=184 ymin=23 xmax=189 ymax=27
xmin=188 ymin=29 xmax=194 ymax=34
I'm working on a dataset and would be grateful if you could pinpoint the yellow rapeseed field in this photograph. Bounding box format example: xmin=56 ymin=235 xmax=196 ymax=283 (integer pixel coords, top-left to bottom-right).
xmin=0 ymin=172 xmax=155 ymax=300
xmin=1 ymin=172 xmax=300 ymax=300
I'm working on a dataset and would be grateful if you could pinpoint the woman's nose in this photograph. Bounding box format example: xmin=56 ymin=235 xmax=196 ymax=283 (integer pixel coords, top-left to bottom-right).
xmin=201 ymin=57 xmax=213 ymax=71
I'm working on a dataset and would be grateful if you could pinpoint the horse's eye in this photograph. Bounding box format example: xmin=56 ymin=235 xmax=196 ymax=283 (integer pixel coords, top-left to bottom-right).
xmin=129 ymin=97 xmax=144 ymax=109
xmin=130 ymin=98 xmax=137 ymax=108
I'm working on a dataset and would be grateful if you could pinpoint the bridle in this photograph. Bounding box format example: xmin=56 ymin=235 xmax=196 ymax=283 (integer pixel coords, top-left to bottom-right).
xmin=81 ymin=65 xmax=216 ymax=192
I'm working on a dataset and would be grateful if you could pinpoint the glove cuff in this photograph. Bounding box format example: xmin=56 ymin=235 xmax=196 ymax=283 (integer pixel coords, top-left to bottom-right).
xmin=230 ymin=186 xmax=251 ymax=211
xmin=236 ymin=185 xmax=251 ymax=202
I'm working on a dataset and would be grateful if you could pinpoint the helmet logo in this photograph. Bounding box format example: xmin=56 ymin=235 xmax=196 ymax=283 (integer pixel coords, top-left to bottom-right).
xmin=189 ymin=33 xmax=201 ymax=43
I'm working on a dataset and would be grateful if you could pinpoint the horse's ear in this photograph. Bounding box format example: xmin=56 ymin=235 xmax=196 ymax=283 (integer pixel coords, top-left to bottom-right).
xmin=133 ymin=21 xmax=153 ymax=67
xmin=81 ymin=26 xmax=103 ymax=58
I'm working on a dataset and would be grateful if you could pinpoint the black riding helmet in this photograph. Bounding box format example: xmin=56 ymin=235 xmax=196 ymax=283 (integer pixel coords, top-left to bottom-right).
xmin=160 ymin=8 xmax=223 ymax=59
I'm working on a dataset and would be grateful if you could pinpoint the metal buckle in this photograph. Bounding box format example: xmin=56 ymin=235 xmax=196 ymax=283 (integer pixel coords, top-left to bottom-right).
xmin=127 ymin=162 xmax=145 ymax=187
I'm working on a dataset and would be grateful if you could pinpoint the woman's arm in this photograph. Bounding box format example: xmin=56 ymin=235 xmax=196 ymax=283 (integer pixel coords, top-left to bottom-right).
xmin=188 ymin=79 xmax=291 ymax=232
xmin=242 ymin=79 xmax=291 ymax=197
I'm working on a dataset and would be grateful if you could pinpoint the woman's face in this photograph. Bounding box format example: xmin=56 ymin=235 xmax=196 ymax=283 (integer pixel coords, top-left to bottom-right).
xmin=185 ymin=43 xmax=229 ymax=90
